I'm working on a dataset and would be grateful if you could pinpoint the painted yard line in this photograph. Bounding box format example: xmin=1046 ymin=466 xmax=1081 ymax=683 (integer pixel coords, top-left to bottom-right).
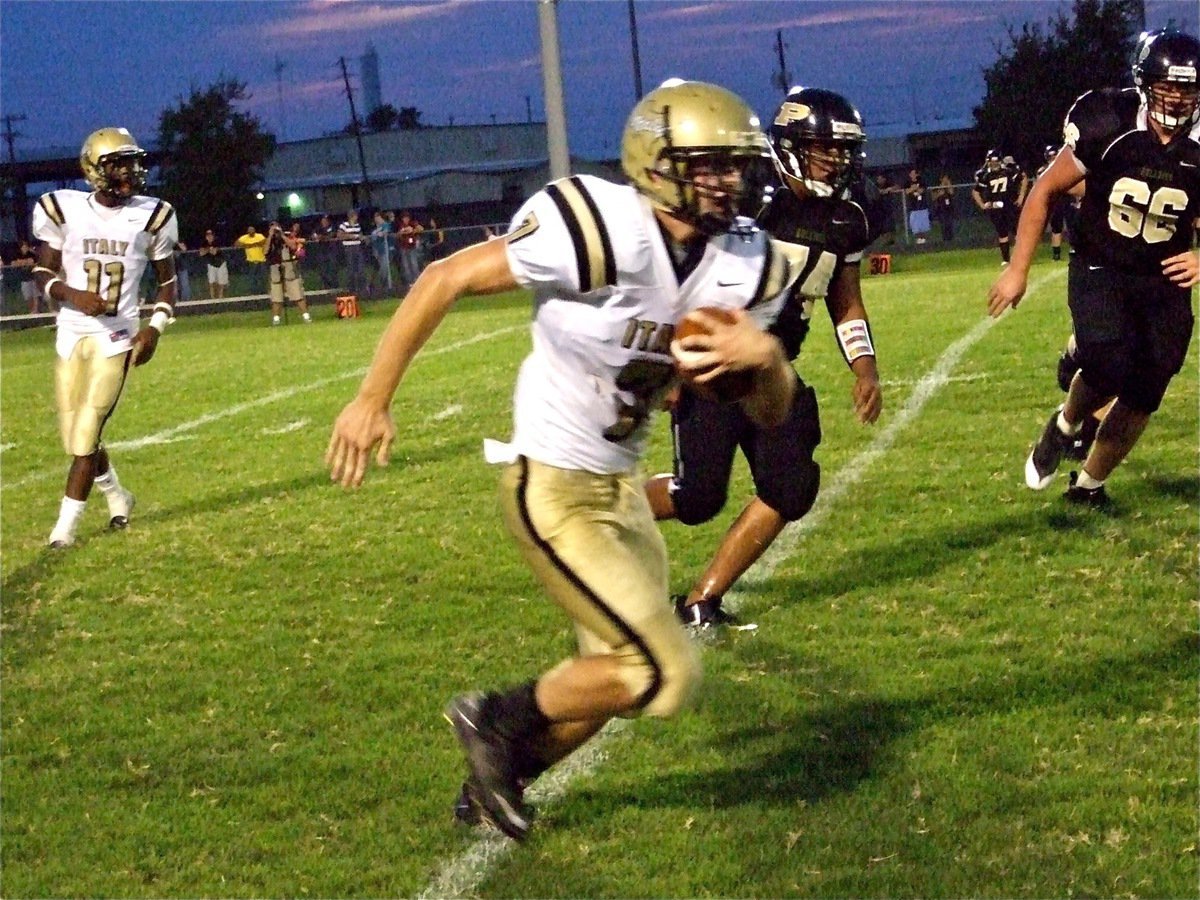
xmin=0 ymin=324 xmax=525 ymax=493
xmin=880 ymin=372 xmax=988 ymax=387
xmin=413 ymin=266 xmax=1066 ymax=899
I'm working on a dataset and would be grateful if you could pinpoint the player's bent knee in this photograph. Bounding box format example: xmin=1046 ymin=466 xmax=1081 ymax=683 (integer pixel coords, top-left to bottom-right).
xmin=672 ymin=486 xmax=727 ymax=526
xmin=764 ymin=460 xmax=820 ymax=522
xmin=638 ymin=638 xmax=702 ymax=719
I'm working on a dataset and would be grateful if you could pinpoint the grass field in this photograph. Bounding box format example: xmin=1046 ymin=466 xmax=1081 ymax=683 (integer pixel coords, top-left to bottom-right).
xmin=2 ymin=247 xmax=1196 ymax=898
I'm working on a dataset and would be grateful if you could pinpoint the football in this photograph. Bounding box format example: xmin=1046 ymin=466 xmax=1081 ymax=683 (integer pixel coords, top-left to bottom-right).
xmin=673 ymin=306 xmax=756 ymax=403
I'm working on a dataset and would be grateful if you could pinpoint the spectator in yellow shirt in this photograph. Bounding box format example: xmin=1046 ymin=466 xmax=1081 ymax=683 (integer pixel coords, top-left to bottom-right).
xmin=235 ymin=225 xmax=267 ymax=264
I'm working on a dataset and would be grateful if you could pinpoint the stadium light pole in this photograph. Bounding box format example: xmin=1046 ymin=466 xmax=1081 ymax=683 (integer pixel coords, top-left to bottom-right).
xmin=538 ymin=0 xmax=570 ymax=180
xmin=628 ymin=0 xmax=644 ymax=99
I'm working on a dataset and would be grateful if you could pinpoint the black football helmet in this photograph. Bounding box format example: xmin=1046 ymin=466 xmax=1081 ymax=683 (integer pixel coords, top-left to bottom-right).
xmin=983 ymin=148 xmax=1003 ymax=171
xmin=1132 ymin=29 xmax=1200 ymax=135
xmin=770 ymin=87 xmax=866 ymax=199
xmin=1044 ymin=144 xmax=1058 ymax=162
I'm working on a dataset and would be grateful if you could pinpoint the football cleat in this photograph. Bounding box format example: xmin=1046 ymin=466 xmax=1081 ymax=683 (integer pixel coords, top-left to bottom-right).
xmin=1064 ymin=471 xmax=1110 ymax=508
xmin=107 ymin=488 xmax=135 ymax=530
xmin=453 ymin=779 xmax=484 ymax=827
xmin=673 ymin=594 xmax=739 ymax=627
xmin=444 ymin=693 xmax=532 ymax=841
xmin=1025 ymin=410 xmax=1075 ymax=490
xmin=47 ymin=535 xmax=74 ymax=550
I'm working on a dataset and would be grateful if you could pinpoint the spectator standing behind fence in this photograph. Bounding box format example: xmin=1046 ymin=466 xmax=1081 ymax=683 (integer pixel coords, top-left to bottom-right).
xmin=173 ymin=241 xmax=191 ymax=303
xmin=370 ymin=211 xmax=394 ymax=293
xmin=338 ymin=210 xmax=370 ymax=298
xmin=236 ymin=224 xmax=267 ymax=270
xmin=14 ymin=238 xmax=42 ymax=312
xmin=904 ymin=168 xmax=930 ymax=244
xmin=199 ymin=229 xmax=228 ymax=299
xmin=425 ymin=216 xmax=447 ymax=261
xmin=395 ymin=210 xmax=424 ymax=288
xmin=310 ymin=215 xmax=340 ymax=289
xmin=931 ymin=174 xmax=956 ymax=242
xmin=871 ymin=173 xmax=901 ymax=244
xmin=266 ymin=221 xmax=312 ymax=326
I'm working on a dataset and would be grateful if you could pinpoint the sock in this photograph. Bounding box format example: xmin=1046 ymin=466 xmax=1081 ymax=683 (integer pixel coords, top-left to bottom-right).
xmin=51 ymin=496 xmax=88 ymax=541
xmin=1075 ymin=470 xmax=1104 ymax=490
xmin=1056 ymin=409 xmax=1082 ymax=436
xmin=489 ymin=681 xmax=551 ymax=742
xmin=1000 ymin=243 xmax=1011 ymax=263
xmin=94 ymin=466 xmax=129 ymax=516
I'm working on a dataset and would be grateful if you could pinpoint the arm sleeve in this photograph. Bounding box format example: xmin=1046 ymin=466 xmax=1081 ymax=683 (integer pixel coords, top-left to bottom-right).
xmin=502 ymin=189 xmax=581 ymax=293
xmin=31 ymin=193 xmax=65 ymax=250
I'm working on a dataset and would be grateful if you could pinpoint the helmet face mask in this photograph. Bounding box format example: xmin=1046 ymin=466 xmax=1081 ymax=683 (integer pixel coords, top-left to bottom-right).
xmin=984 ymin=149 xmax=1003 ymax=172
xmin=1132 ymin=29 xmax=1200 ymax=135
xmin=770 ymin=87 xmax=865 ymax=200
xmin=80 ymin=127 xmax=147 ymax=199
xmin=622 ymin=80 xmax=773 ymax=234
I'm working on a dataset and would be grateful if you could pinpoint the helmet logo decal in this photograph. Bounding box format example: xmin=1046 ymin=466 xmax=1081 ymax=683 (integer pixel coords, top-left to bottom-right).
xmin=773 ymin=102 xmax=810 ymax=126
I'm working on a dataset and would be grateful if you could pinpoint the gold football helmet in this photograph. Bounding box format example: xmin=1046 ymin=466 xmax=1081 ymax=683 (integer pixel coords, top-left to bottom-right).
xmin=621 ymin=79 xmax=772 ymax=233
xmin=80 ymin=127 xmax=147 ymax=198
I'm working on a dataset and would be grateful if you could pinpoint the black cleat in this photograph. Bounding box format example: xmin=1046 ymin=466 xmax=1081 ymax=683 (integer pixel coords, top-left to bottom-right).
xmin=444 ymin=693 xmax=532 ymax=841
xmin=673 ymin=594 xmax=738 ymax=627
xmin=1025 ymin=409 xmax=1075 ymax=490
xmin=453 ymin=779 xmax=483 ymax=826
xmin=1064 ymin=471 xmax=1109 ymax=508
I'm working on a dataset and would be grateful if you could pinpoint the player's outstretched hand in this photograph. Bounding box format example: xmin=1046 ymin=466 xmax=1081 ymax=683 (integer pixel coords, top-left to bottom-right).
xmin=326 ymin=398 xmax=396 ymax=488
xmin=130 ymin=327 xmax=160 ymax=367
xmin=986 ymin=266 xmax=1027 ymax=318
xmin=852 ymin=373 xmax=882 ymax=424
xmin=1162 ymin=249 xmax=1200 ymax=289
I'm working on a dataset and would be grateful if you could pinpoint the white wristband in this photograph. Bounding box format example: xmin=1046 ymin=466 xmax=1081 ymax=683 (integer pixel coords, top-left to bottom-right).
xmin=149 ymin=310 xmax=171 ymax=334
xmin=44 ymin=277 xmax=62 ymax=303
xmin=835 ymin=318 xmax=875 ymax=365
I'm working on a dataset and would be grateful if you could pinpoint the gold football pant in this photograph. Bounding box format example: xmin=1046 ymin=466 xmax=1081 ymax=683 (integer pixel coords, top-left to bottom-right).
xmin=56 ymin=335 xmax=130 ymax=456
xmin=499 ymin=457 xmax=701 ymax=719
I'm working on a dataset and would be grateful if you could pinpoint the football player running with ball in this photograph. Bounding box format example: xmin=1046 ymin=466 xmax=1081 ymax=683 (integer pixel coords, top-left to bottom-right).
xmin=645 ymin=87 xmax=883 ymax=627
xmin=326 ymin=80 xmax=800 ymax=841
xmin=31 ymin=127 xmax=179 ymax=548
xmin=988 ymin=29 xmax=1200 ymax=507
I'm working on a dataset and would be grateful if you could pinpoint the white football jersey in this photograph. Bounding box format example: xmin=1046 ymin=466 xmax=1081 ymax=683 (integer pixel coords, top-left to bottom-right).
xmin=503 ymin=174 xmax=795 ymax=473
xmin=32 ymin=189 xmax=177 ymax=359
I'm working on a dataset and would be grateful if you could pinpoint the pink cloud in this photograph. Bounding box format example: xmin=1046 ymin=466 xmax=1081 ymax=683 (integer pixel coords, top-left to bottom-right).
xmin=259 ymin=0 xmax=468 ymax=41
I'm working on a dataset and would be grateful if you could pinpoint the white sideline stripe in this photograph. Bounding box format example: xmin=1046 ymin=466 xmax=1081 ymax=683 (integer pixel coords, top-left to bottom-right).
xmin=0 ymin=324 xmax=524 ymax=492
xmin=414 ymin=266 xmax=1066 ymax=899
xmin=432 ymin=403 xmax=464 ymax=421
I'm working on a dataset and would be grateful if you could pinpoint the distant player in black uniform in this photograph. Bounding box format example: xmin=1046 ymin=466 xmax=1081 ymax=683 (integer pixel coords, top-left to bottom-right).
xmin=1037 ymin=145 xmax=1071 ymax=260
xmin=646 ymin=87 xmax=883 ymax=625
xmin=988 ymin=29 xmax=1200 ymax=506
xmin=973 ymin=149 xmax=1027 ymax=264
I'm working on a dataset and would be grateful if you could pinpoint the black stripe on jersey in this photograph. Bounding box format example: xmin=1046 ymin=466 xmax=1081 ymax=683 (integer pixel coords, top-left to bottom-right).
xmin=39 ymin=192 xmax=66 ymax=227
xmin=144 ymin=200 xmax=176 ymax=235
xmin=545 ymin=177 xmax=616 ymax=293
xmin=749 ymin=239 xmax=793 ymax=310
xmin=513 ymin=457 xmax=663 ymax=710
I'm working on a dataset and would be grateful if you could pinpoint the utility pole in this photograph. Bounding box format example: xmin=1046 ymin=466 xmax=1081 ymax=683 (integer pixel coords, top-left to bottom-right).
xmin=537 ymin=0 xmax=570 ymax=180
xmin=338 ymin=56 xmax=372 ymax=207
xmin=627 ymin=0 xmax=644 ymax=99
xmin=772 ymin=30 xmax=791 ymax=92
xmin=273 ymin=56 xmax=288 ymax=142
xmin=2 ymin=113 xmax=27 ymax=163
xmin=2 ymin=114 xmax=28 ymax=239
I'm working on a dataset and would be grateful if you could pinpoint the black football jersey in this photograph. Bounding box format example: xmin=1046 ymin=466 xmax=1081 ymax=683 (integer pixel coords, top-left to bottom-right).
xmin=1066 ymin=87 xmax=1200 ymax=275
xmin=757 ymin=186 xmax=870 ymax=359
xmin=973 ymin=164 xmax=1020 ymax=206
